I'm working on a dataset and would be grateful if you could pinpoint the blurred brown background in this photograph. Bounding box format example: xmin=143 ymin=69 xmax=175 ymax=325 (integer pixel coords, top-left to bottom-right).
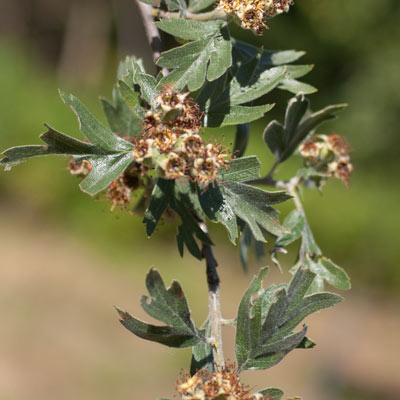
xmin=0 ymin=1 xmax=399 ymax=399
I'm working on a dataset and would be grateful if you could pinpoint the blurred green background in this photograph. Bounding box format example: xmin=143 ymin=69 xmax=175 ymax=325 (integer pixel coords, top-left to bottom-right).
xmin=0 ymin=1 xmax=399 ymax=399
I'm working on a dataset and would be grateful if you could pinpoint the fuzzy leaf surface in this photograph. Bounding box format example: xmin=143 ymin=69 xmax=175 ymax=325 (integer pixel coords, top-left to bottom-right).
xmin=100 ymin=85 xmax=142 ymax=137
xmin=157 ymin=20 xmax=232 ymax=91
xmin=236 ymin=267 xmax=342 ymax=371
xmin=198 ymin=158 xmax=290 ymax=243
xmin=79 ymin=153 xmax=134 ymax=195
xmin=59 ymin=91 xmax=133 ymax=151
xmin=118 ymin=268 xmax=203 ymax=348
xmin=143 ymin=178 xmax=212 ymax=259
xmin=190 ymin=319 xmax=214 ymax=375
xmin=264 ymin=96 xmax=347 ymax=164
xmin=1 ymin=125 xmax=106 ymax=170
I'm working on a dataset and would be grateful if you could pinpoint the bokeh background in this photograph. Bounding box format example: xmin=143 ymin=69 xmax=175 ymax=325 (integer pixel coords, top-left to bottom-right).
xmin=0 ymin=1 xmax=399 ymax=399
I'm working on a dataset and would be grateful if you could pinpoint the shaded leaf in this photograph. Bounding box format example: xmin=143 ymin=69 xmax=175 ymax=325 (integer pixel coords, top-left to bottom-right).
xmin=233 ymin=123 xmax=250 ymax=158
xmin=199 ymin=61 xmax=285 ymax=127
xmin=198 ymin=182 xmax=238 ymax=243
xmin=232 ymin=40 xmax=305 ymax=67
xmin=100 ymin=85 xmax=142 ymax=137
xmin=263 ymin=95 xmax=309 ymax=163
xmin=143 ymin=178 xmax=212 ymax=259
xmin=222 ymin=66 xmax=287 ymax=106
xmin=118 ymin=80 xmax=141 ymax=114
xmin=117 ymin=268 xmax=203 ymax=348
xmin=143 ymin=178 xmax=175 ymax=237
xmin=205 ymin=104 xmax=274 ymax=127
xmin=264 ymin=95 xmax=347 ymax=164
xmin=119 ymin=56 xmax=158 ymax=107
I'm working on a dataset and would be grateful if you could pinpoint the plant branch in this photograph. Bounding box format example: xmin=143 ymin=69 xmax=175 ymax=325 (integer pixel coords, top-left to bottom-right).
xmin=135 ymin=0 xmax=167 ymax=75
xmin=199 ymin=223 xmax=225 ymax=369
xmin=153 ymin=8 xmax=228 ymax=21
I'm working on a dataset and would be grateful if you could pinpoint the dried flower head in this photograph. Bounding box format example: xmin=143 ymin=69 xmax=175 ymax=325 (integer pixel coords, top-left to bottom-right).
xmin=67 ymin=159 xmax=92 ymax=177
xmin=158 ymin=152 xmax=188 ymax=180
xmin=132 ymin=138 xmax=155 ymax=163
xmin=176 ymin=364 xmax=261 ymax=400
xmin=132 ymin=87 xmax=230 ymax=186
xmin=299 ymin=133 xmax=353 ymax=186
xmin=218 ymin=0 xmax=294 ymax=34
xmin=106 ymin=176 xmax=132 ymax=211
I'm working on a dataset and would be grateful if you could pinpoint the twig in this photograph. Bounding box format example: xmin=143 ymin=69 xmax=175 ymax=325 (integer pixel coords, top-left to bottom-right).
xmin=134 ymin=0 xmax=167 ymax=75
xmin=199 ymin=223 xmax=225 ymax=369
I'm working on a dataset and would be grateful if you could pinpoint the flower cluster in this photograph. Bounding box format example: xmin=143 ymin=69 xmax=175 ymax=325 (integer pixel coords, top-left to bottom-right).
xmin=176 ymin=365 xmax=268 ymax=400
xmin=132 ymin=87 xmax=229 ymax=186
xmin=218 ymin=0 xmax=294 ymax=34
xmin=299 ymin=133 xmax=354 ymax=186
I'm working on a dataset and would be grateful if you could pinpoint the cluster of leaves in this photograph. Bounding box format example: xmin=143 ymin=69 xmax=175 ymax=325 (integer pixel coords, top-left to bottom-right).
xmin=240 ymin=95 xmax=351 ymax=293
xmin=0 ymin=21 xmax=316 ymax=260
xmin=117 ymin=266 xmax=341 ymax=399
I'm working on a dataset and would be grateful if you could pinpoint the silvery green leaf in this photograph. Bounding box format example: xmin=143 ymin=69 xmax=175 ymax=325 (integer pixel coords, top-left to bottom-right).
xmin=256 ymin=388 xmax=284 ymax=400
xmin=79 ymin=153 xmax=133 ymax=195
xmin=1 ymin=125 xmax=106 ymax=170
xmin=117 ymin=268 xmax=204 ymax=348
xmin=236 ymin=267 xmax=342 ymax=371
xmin=59 ymin=91 xmax=133 ymax=152
xmin=157 ymin=20 xmax=232 ymax=91
xmin=188 ymin=0 xmax=215 ymax=12
xmin=190 ymin=318 xmax=214 ymax=375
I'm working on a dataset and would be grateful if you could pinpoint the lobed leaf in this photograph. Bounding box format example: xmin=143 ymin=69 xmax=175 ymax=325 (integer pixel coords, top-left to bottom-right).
xmin=264 ymin=96 xmax=348 ymax=164
xmin=59 ymin=91 xmax=133 ymax=151
xmin=157 ymin=20 xmax=232 ymax=91
xmin=1 ymin=125 xmax=106 ymax=170
xmin=236 ymin=267 xmax=342 ymax=371
xmin=198 ymin=160 xmax=290 ymax=243
xmin=117 ymin=268 xmax=204 ymax=348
